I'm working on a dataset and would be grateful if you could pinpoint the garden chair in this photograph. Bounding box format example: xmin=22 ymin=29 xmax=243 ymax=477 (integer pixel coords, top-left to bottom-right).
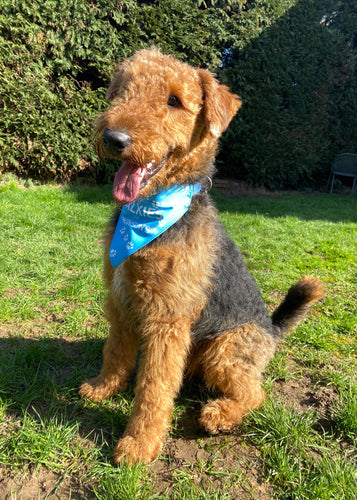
xmin=328 ymin=153 xmax=357 ymax=193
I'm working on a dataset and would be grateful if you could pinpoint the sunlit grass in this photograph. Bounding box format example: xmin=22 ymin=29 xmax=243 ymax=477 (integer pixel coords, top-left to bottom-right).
xmin=0 ymin=177 xmax=356 ymax=498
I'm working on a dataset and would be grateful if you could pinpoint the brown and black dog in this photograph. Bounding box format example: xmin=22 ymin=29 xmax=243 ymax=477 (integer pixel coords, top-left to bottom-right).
xmin=79 ymin=48 xmax=325 ymax=464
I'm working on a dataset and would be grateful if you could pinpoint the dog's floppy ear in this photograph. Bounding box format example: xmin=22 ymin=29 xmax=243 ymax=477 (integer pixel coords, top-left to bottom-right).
xmin=198 ymin=69 xmax=241 ymax=138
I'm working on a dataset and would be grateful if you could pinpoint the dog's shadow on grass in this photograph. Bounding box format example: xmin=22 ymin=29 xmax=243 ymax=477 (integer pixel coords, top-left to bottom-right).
xmin=0 ymin=336 xmax=207 ymax=452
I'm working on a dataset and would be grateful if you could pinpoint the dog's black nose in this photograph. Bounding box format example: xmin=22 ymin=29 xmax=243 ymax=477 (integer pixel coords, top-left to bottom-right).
xmin=102 ymin=128 xmax=131 ymax=154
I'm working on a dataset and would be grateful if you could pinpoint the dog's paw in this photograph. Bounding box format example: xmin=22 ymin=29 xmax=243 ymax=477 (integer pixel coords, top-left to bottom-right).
xmin=113 ymin=435 xmax=161 ymax=465
xmin=79 ymin=376 xmax=125 ymax=403
xmin=199 ymin=399 xmax=244 ymax=435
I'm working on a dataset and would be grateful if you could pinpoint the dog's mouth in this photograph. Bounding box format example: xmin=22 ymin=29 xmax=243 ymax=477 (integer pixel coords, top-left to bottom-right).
xmin=113 ymin=154 xmax=170 ymax=204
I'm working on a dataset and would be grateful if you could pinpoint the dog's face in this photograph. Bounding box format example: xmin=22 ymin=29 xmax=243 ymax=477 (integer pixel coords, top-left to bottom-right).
xmin=94 ymin=48 xmax=241 ymax=204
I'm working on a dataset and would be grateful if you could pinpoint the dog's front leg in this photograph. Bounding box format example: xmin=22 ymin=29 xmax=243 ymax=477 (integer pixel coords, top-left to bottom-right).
xmin=113 ymin=319 xmax=191 ymax=464
xmin=79 ymin=294 xmax=139 ymax=402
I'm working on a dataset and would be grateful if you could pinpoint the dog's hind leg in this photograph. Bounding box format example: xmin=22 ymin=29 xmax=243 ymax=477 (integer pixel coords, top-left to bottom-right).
xmin=197 ymin=324 xmax=276 ymax=434
xmin=79 ymin=294 xmax=139 ymax=402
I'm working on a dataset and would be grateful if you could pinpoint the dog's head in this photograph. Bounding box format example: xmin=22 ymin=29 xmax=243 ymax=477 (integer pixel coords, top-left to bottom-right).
xmin=94 ymin=48 xmax=241 ymax=204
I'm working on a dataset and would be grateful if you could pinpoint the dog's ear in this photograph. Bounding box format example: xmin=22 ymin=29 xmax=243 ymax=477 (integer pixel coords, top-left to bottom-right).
xmin=198 ymin=69 xmax=241 ymax=138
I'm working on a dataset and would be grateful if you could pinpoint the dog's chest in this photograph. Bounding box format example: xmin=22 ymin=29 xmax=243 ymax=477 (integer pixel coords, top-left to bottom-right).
xmin=110 ymin=253 xmax=164 ymax=306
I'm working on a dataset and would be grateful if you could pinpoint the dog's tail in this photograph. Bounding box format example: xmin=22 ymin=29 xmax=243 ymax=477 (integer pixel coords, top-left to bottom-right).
xmin=272 ymin=276 xmax=325 ymax=338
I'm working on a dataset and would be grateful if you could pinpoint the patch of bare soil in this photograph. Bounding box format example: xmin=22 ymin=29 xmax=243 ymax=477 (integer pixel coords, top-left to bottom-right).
xmin=152 ymin=434 xmax=274 ymax=499
xmin=272 ymin=372 xmax=340 ymax=429
xmin=213 ymin=178 xmax=281 ymax=198
xmin=0 ymin=467 xmax=92 ymax=500
xmin=213 ymin=178 xmax=352 ymax=198
xmin=0 ymin=439 xmax=272 ymax=500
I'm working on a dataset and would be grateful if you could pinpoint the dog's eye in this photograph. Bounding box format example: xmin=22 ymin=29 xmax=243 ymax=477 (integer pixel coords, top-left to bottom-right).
xmin=167 ymin=95 xmax=181 ymax=108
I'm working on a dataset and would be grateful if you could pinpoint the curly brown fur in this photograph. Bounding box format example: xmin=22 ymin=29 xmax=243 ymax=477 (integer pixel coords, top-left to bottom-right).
xmin=79 ymin=48 xmax=325 ymax=464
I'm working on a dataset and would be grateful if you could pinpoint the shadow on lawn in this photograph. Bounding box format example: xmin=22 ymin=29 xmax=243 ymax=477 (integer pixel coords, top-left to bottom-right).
xmin=0 ymin=335 xmax=207 ymax=450
xmin=0 ymin=336 xmax=128 ymax=449
xmin=212 ymin=190 xmax=357 ymax=224
xmin=66 ymin=182 xmax=357 ymax=224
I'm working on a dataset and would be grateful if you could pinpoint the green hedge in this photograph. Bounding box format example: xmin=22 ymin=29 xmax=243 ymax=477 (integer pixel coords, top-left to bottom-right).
xmin=1 ymin=0 xmax=356 ymax=188
xmin=0 ymin=0 xmax=225 ymax=181
xmin=218 ymin=0 xmax=357 ymax=188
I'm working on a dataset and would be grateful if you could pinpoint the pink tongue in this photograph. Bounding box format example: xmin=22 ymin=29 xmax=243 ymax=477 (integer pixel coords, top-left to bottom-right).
xmin=113 ymin=161 xmax=146 ymax=204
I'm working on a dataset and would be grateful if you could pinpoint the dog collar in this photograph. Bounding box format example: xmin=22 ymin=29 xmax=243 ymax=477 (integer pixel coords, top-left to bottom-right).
xmin=109 ymin=183 xmax=202 ymax=268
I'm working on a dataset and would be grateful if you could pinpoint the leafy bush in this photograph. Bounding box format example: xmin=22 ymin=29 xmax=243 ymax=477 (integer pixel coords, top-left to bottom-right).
xmin=0 ymin=0 xmax=226 ymax=181
xmin=1 ymin=0 xmax=356 ymax=188
xmin=218 ymin=0 xmax=357 ymax=189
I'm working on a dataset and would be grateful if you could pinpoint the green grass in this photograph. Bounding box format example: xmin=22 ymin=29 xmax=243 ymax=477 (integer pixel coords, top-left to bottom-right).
xmin=0 ymin=175 xmax=356 ymax=499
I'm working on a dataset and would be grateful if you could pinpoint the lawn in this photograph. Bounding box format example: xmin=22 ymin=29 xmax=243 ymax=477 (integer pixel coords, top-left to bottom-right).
xmin=0 ymin=175 xmax=356 ymax=499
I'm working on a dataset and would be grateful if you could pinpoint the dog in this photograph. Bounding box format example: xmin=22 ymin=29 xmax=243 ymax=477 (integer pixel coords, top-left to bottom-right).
xmin=79 ymin=48 xmax=325 ymax=464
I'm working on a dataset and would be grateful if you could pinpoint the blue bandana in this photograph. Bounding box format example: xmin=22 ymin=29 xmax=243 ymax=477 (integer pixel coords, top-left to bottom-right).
xmin=109 ymin=183 xmax=202 ymax=268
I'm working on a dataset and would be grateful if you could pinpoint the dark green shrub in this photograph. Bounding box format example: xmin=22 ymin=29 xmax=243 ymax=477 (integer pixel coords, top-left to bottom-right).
xmin=0 ymin=0 xmax=226 ymax=181
xmin=218 ymin=0 xmax=357 ymax=189
xmin=1 ymin=0 xmax=356 ymax=188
